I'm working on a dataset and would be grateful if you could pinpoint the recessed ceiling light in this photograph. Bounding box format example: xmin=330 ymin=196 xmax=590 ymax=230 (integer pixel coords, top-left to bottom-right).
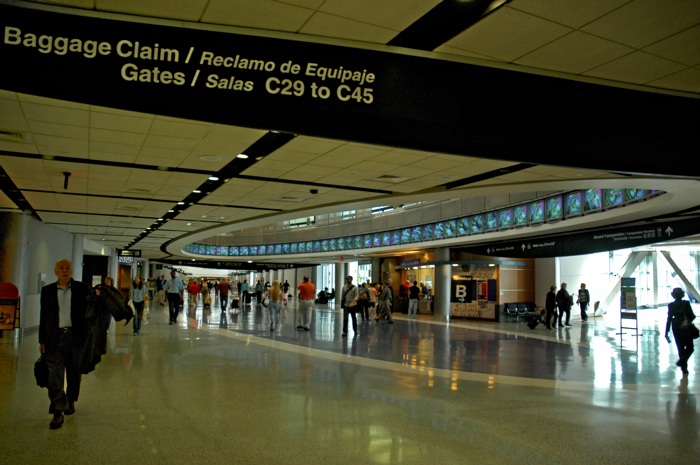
xmin=158 ymin=218 xmax=163 ymax=221
xmin=237 ymin=154 xmax=249 ymax=159
xmin=177 ymin=202 xmax=185 ymax=205
xmin=168 ymin=210 xmax=174 ymax=213
xmin=193 ymin=190 xmax=201 ymax=194
xmin=256 ymin=156 xmax=263 ymax=161
xmin=186 ymin=223 xmax=192 ymax=225
xmin=208 ymin=176 xmax=219 ymax=181
xmin=248 ymin=260 xmax=252 ymax=263
xmin=202 ymin=215 xmax=207 ymax=218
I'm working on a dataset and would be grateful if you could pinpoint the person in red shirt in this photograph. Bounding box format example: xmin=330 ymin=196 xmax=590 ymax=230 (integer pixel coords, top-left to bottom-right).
xmin=187 ymin=279 xmax=200 ymax=310
xmin=217 ymin=277 xmax=232 ymax=311
xmin=296 ymin=276 xmax=316 ymax=330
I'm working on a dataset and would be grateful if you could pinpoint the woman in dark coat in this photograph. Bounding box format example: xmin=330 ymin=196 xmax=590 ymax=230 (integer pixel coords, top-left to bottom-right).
xmin=545 ymin=285 xmax=557 ymax=330
xmin=665 ymin=288 xmax=696 ymax=375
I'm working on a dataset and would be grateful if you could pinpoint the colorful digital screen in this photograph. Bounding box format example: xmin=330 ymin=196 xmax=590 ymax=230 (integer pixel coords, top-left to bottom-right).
xmin=267 ymin=245 xmax=274 ymax=255
xmin=282 ymin=244 xmax=289 ymax=254
xmin=373 ymin=233 xmax=381 ymax=247
xmin=298 ymin=242 xmax=306 ymax=253
xmin=345 ymin=237 xmax=353 ymax=249
xmin=457 ymin=218 xmax=469 ymax=235
xmin=321 ymin=240 xmax=329 ymax=252
xmin=401 ymin=228 xmax=411 ymax=244
xmin=306 ymin=241 xmax=313 ymax=252
xmin=529 ymin=201 xmax=545 ymax=223
xmin=444 ymin=220 xmax=456 ymax=237
xmin=391 ymin=230 xmax=401 ymax=245
xmin=469 ymin=215 xmax=483 ymax=233
xmin=565 ymin=191 xmax=582 ymax=217
xmin=411 ymin=226 xmax=422 ymax=242
xmin=258 ymin=245 xmax=267 ymax=255
xmin=229 ymin=246 xmax=239 ymax=256
xmin=205 ymin=245 xmax=215 ymax=255
xmin=513 ymin=205 xmax=527 ymax=226
xmin=290 ymin=243 xmax=298 ymax=254
xmin=329 ymin=239 xmax=337 ymax=251
xmin=337 ymin=238 xmax=345 ymax=250
xmin=625 ymin=189 xmax=645 ymax=202
xmin=583 ymin=189 xmax=602 ymax=212
xmin=239 ymin=246 xmax=249 ymax=256
xmin=546 ymin=197 xmax=563 ymax=221
xmin=382 ymin=232 xmax=391 ymax=246
xmin=197 ymin=244 xmax=206 ymax=254
xmin=498 ymin=209 xmax=512 ymax=229
xmin=604 ymin=189 xmax=623 ymax=208
xmin=423 ymin=224 xmax=434 ymax=240
xmin=434 ymin=222 xmax=445 ymax=239
xmin=363 ymin=235 xmax=372 ymax=248
xmin=275 ymin=244 xmax=283 ymax=254
xmin=313 ymin=241 xmax=321 ymax=252
xmin=484 ymin=212 xmax=498 ymax=231
xmin=217 ymin=246 xmax=228 ymax=255
xmin=354 ymin=236 xmax=362 ymax=248
xmin=249 ymin=246 xmax=257 ymax=256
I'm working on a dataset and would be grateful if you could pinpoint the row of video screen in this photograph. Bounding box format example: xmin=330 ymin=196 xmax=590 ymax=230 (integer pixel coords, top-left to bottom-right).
xmin=183 ymin=188 xmax=661 ymax=256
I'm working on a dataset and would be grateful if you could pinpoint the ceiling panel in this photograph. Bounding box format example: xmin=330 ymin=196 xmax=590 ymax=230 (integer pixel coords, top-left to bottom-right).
xmin=514 ymin=31 xmax=634 ymax=74
xmin=509 ymin=0 xmax=630 ymax=29
xmin=96 ymin=0 xmax=208 ymax=21
xmin=201 ymin=0 xmax=314 ymax=32
xmin=647 ymin=68 xmax=700 ymax=93
xmin=0 ymin=97 xmax=31 ymax=132
xmin=644 ymin=24 xmax=700 ymax=66
xmin=446 ymin=6 xmax=572 ymax=61
xmin=299 ymin=12 xmax=398 ymax=43
xmin=583 ymin=51 xmax=688 ymax=84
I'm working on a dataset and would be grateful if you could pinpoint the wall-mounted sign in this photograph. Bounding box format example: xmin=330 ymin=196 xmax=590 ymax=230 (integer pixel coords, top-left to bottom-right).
xmin=118 ymin=255 xmax=134 ymax=265
xmin=117 ymin=249 xmax=141 ymax=257
xmin=155 ymin=259 xmax=316 ymax=271
xmin=400 ymin=259 xmax=422 ymax=267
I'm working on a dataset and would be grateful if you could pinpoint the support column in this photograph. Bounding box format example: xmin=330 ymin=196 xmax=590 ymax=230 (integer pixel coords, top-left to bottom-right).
xmin=372 ymin=257 xmax=381 ymax=284
xmin=434 ymin=247 xmax=451 ymax=322
xmin=72 ymin=234 xmax=84 ymax=282
xmin=335 ymin=263 xmax=346 ymax=310
xmin=652 ymin=251 xmax=659 ymax=308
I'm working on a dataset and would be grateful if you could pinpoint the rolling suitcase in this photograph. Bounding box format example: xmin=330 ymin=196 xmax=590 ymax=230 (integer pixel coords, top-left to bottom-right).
xmin=527 ymin=315 xmax=541 ymax=330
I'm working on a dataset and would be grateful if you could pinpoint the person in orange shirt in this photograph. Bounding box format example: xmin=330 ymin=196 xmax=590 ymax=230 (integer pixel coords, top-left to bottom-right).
xmin=296 ymin=276 xmax=316 ymax=330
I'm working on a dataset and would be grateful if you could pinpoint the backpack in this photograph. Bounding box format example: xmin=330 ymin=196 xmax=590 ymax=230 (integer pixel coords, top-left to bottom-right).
xmin=359 ymin=287 xmax=368 ymax=300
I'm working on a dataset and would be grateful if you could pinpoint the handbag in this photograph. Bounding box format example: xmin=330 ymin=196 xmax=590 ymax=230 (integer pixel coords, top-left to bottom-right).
xmin=682 ymin=319 xmax=700 ymax=339
xmin=34 ymin=355 xmax=49 ymax=388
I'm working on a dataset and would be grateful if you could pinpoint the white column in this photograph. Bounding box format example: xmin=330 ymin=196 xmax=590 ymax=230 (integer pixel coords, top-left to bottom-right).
xmin=72 ymin=234 xmax=84 ymax=281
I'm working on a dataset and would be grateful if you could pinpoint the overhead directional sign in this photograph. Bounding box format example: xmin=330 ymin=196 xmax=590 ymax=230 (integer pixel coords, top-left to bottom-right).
xmin=0 ymin=4 xmax=697 ymax=176
xmin=155 ymin=259 xmax=315 ymax=271
xmin=459 ymin=218 xmax=700 ymax=259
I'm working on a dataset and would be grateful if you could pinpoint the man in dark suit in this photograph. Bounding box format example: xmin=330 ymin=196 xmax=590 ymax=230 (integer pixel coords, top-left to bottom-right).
xmin=39 ymin=259 xmax=91 ymax=429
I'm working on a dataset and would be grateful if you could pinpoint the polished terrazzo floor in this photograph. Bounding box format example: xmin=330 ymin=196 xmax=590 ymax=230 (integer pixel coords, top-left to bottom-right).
xmin=1 ymin=296 xmax=698 ymax=464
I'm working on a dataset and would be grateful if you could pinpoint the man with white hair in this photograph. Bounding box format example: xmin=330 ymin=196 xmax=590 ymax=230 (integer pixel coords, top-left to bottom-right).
xmin=39 ymin=259 xmax=91 ymax=429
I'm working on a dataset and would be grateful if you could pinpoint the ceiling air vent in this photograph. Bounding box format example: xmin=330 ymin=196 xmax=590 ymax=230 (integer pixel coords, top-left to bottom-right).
xmin=116 ymin=205 xmax=140 ymax=211
xmin=273 ymin=196 xmax=303 ymax=202
xmin=374 ymin=175 xmax=410 ymax=183
xmin=0 ymin=130 xmax=28 ymax=143
xmin=126 ymin=188 xmax=154 ymax=194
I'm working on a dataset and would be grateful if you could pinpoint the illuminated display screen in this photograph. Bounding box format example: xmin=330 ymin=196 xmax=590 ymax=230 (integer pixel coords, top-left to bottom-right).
xmin=298 ymin=242 xmax=306 ymax=253
xmin=498 ymin=209 xmax=512 ymax=229
xmin=373 ymin=233 xmax=381 ymax=247
xmin=625 ymin=189 xmax=645 ymax=202
xmin=604 ymin=189 xmax=623 ymax=208
xmin=329 ymin=239 xmax=337 ymax=251
xmin=565 ymin=191 xmax=582 ymax=217
xmin=282 ymin=244 xmax=289 ymax=254
xmin=529 ymin=201 xmax=544 ymax=223
xmin=444 ymin=220 xmax=456 ymax=237
xmin=217 ymin=246 xmax=229 ymax=256
xmin=513 ymin=205 xmax=527 ymax=226
xmin=290 ymin=243 xmax=298 ymax=254
xmin=229 ymin=246 xmax=239 ymax=256
xmin=469 ymin=215 xmax=483 ymax=233
xmin=457 ymin=218 xmax=469 ymax=235
xmin=434 ymin=222 xmax=445 ymax=239
xmin=198 ymin=244 xmax=206 ymax=254
xmin=306 ymin=241 xmax=313 ymax=252
xmin=249 ymin=246 xmax=257 ymax=256
xmin=391 ymin=230 xmax=401 ymax=245
xmin=484 ymin=212 xmax=498 ymax=231
xmin=401 ymin=228 xmax=411 ymax=244
xmin=411 ymin=226 xmax=422 ymax=242
xmin=275 ymin=244 xmax=282 ymax=254
xmin=313 ymin=241 xmax=321 ymax=252
xmin=423 ymin=224 xmax=434 ymax=240
xmin=239 ymin=246 xmax=249 ymax=256
xmin=321 ymin=240 xmax=329 ymax=252
xmin=546 ymin=197 xmax=562 ymax=221
xmin=353 ymin=236 xmax=362 ymax=248
xmin=382 ymin=232 xmax=391 ymax=246
xmin=363 ymin=235 xmax=372 ymax=248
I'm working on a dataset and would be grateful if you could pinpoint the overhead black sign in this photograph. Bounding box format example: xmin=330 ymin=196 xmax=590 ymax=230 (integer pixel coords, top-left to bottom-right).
xmin=155 ymin=259 xmax=315 ymax=271
xmin=117 ymin=248 xmax=141 ymax=257
xmin=459 ymin=218 xmax=700 ymax=258
xmin=0 ymin=4 xmax=697 ymax=176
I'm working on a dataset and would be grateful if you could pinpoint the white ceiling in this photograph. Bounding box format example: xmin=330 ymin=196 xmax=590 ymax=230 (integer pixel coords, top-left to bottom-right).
xmin=0 ymin=0 xmax=698 ymax=261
